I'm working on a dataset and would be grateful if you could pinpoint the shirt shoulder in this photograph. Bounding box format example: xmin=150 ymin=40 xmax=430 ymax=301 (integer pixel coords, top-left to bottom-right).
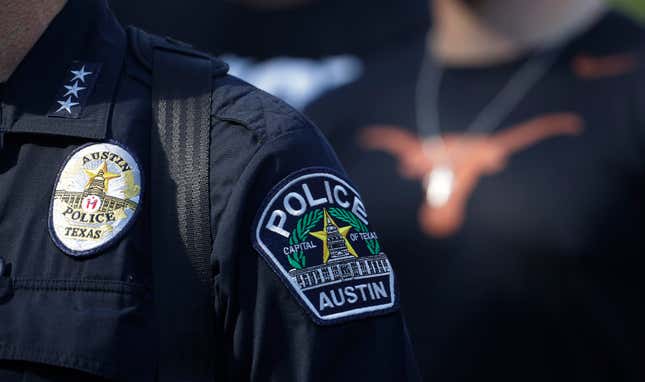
xmin=212 ymin=74 xmax=313 ymax=141
xmin=121 ymin=26 xmax=343 ymax=206
xmin=124 ymin=25 xmax=316 ymax=143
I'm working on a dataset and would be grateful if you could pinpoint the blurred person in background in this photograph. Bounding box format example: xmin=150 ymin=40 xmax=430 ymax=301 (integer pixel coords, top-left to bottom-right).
xmin=308 ymin=0 xmax=645 ymax=380
xmin=111 ymin=0 xmax=429 ymax=110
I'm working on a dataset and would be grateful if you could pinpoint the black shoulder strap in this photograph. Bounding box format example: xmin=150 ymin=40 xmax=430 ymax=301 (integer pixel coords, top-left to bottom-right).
xmin=151 ymin=36 xmax=213 ymax=286
xmin=144 ymin=29 xmax=216 ymax=381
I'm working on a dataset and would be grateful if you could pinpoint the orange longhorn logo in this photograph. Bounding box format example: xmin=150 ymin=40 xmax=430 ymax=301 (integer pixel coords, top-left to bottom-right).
xmin=360 ymin=113 xmax=584 ymax=237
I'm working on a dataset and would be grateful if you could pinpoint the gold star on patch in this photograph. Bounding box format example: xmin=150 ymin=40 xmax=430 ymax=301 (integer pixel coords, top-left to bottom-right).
xmin=310 ymin=209 xmax=359 ymax=263
xmin=84 ymin=161 xmax=120 ymax=192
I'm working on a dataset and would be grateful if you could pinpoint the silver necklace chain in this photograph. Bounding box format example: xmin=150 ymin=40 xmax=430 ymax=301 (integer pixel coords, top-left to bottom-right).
xmin=415 ymin=45 xmax=564 ymax=142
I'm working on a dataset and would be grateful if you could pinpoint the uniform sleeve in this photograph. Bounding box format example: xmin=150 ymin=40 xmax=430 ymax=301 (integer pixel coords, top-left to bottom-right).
xmin=210 ymin=123 xmax=420 ymax=381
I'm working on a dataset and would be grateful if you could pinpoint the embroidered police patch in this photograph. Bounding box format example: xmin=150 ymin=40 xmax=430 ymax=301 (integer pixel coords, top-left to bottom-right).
xmin=253 ymin=167 xmax=398 ymax=324
xmin=49 ymin=142 xmax=143 ymax=257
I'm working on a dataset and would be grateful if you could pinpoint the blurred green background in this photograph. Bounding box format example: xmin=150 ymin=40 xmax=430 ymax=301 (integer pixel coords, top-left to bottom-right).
xmin=614 ymin=0 xmax=645 ymax=19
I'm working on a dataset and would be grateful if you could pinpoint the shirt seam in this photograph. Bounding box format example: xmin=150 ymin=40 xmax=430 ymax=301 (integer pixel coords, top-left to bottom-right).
xmin=10 ymin=278 xmax=149 ymax=295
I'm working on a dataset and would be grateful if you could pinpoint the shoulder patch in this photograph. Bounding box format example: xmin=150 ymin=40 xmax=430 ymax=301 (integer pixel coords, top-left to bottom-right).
xmin=49 ymin=142 xmax=143 ymax=257
xmin=252 ymin=167 xmax=398 ymax=324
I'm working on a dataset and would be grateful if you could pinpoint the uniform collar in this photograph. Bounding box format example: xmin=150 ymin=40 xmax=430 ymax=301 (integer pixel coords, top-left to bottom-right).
xmin=0 ymin=0 xmax=125 ymax=140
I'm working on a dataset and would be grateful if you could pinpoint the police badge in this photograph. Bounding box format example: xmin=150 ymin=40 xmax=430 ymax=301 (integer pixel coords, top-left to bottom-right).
xmin=253 ymin=167 xmax=398 ymax=324
xmin=49 ymin=142 xmax=142 ymax=257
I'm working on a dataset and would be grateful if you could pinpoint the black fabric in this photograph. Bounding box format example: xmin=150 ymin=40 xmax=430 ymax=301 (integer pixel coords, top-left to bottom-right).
xmin=0 ymin=360 xmax=111 ymax=382
xmin=307 ymin=11 xmax=645 ymax=382
xmin=149 ymin=32 xmax=216 ymax=381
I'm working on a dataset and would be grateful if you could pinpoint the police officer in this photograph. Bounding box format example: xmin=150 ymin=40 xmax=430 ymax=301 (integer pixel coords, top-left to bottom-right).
xmin=0 ymin=0 xmax=419 ymax=381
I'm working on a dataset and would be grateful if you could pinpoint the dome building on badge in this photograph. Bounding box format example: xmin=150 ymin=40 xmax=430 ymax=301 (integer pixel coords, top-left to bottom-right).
xmin=289 ymin=209 xmax=390 ymax=289
xmin=54 ymin=160 xmax=137 ymax=213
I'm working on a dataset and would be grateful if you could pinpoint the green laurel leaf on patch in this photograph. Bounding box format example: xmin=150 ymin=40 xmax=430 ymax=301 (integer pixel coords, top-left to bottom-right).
xmin=328 ymin=207 xmax=366 ymax=231
xmin=328 ymin=207 xmax=381 ymax=255
xmin=287 ymin=209 xmax=323 ymax=269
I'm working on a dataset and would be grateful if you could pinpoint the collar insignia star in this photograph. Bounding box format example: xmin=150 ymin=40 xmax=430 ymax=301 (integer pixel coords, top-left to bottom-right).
xmin=48 ymin=62 xmax=102 ymax=119
xmin=56 ymin=96 xmax=80 ymax=114
xmin=70 ymin=65 xmax=93 ymax=83
xmin=63 ymin=81 xmax=86 ymax=98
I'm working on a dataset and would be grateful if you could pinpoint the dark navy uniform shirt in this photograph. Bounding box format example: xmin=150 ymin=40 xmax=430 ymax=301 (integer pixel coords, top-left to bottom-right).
xmin=307 ymin=11 xmax=645 ymax=382
xmin=0 ymin=1 xmax=418 ymax=381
